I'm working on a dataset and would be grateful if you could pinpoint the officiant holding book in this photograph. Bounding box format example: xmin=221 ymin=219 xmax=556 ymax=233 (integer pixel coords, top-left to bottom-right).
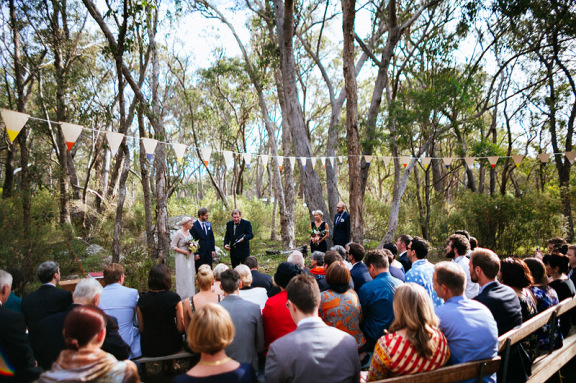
xmin=224 ymin=209 xmax=254 ymax=268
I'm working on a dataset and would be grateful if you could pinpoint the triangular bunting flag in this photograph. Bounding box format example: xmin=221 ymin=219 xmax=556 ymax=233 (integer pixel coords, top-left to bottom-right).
xmin=401 ymin=156 xmax=411 ymax=168
xmin=200 ymin=147 xmax=212 ymax=166
xmin=364 ymin=155 xmax=373 ymax=165
xmin=566 ymin=151 xmax=576 ymax=164
xmin=243 ymin=153 xmax=252 ymax=169
xmin=443 ymin=157 xmax=453 ymax=169
xmin=223 ymin=151 xmax=234 ymax=167
xmin=261 ymin=155 xmax=269 ymax=169
xmin=487 ymin=156 xmax=499 ymax=169
xmin=172 ymin=143 xmax=187 ymax=164
xmin=300 ymin=157 xmax=307 ymax=170
xmin=383 ymin=156 xmax=392 ymax=166
xmin=537 ymin=153 xmax=550 ymax=164
xmin=141 ymin=137 xmax=158 ymax=162
xmin=320 ymin=157 xmax=326 ymax=169
xmin=106 ymin=131 xmax=124 ymax=157
xmin=421 ymin=157 xmax=431 ymax=169
xmin=464 ymin=157 xmax=475 ymax=167
xmin=1 ymin=109 xmax=29 ymax=143
xmin=311 ymin=157 xmax=316 ymax=170
xmin=277 ymin=155 xmax=284 ymax=171
xmin=328 ymin=157 xmax=335 ymax=167
xmin=60 ymin=122 xmax=83 ymax=151
xmin=512 ymin=155 xmax=524 ymax=167
xmin=289 ymin=156 xmax=296 ymax=172
xmin=339 ymin=156 xmax=344 ymax=165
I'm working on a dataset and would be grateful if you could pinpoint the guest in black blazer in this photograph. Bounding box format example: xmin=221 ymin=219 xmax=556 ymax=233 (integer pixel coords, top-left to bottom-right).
xmin=33 ymin=278 xmax=130 ymax=371
xmin=346 ymin=243 xmax=372 ymax=292
xmin=245 ymin=256 xmax=275 ymax=297
xmin=190 ymin=207 xmax=216 ymax=271
xmin=21 ymin=261 xmax=73 ymax=354
xmin=0 ymin=270 xmax=41 ymax=382
xmin=224 ymin=209 xmax=254 ymax=268
xmin=471 ymin=248 xmax=529 ymax=383
xmin=332 ymin=202 xmax=350 ymax=247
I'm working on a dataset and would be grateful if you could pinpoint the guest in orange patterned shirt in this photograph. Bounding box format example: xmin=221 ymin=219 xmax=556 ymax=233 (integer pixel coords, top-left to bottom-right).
xmin=319 ymin=261 xmax=366 ymax=363
xmin=366 ymin=283 xmax=450 ymax=381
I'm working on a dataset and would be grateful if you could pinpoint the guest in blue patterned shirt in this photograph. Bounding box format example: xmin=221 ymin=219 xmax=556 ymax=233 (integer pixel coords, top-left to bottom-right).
xmin=405 ymin=237 xmax=443 ymax=307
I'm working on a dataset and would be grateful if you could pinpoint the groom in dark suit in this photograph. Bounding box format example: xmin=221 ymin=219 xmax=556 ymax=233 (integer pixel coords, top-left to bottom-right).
xmin=190 ymin=207 xmax=216 ymax=271
xmin=224 ymin=209 xmax=254 ymax=268
xmin=332 ymin=202 xmax=350 ymax=246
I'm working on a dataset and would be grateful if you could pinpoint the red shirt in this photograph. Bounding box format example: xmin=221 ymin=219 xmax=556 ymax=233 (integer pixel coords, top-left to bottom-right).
xmin=262 ymin=290 xmax=297 ymax=351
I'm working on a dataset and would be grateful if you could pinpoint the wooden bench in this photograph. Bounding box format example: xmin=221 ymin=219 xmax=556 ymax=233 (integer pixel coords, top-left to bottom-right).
xmin=371 ymin=356 xmax=501 ymax=383
xmin=133 ymin=350 xmax=197 ymax=374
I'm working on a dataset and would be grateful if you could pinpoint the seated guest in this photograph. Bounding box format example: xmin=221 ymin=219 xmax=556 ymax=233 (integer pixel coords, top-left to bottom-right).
xmin=287 ymin=251 xmax=305 ymax=269
xmin=324 ymin=250 xmax=354 ymax=291
xmin=212 ymin=263 xmax=229 ymax=296
xmin=244 ymin=256 xmax=275 ymax=297
xmin=433 ymin=262 xmax=498 ymax=383
xmin=262 ymin=262 xmax=301 ymax=351
xmin=38 ymin=306 xmax=140 ymax=383
xmin=396 ymin=234 xmax=413 ymax=272
xmin=524 ymin=258 xmax=562 ymax=352
xmin=219 ymin=270 xmax=264 ymax=375
xmin=330 ymin=245 xmax=352 ymax=269
xmin=235 ymin=265 xmax=267 ymax=311
xmin=173 ymin=303 xmax=255 ymax=383
xmin=0 ymin=270 xmax=41 ymax=382
xmin=367 ymin=283 xmax=450 ymax=381
xmin=34 ymin=278 xmax=130 ymax=371
xmin=309 ymin=251 xmax=326 ymax=277
xmin=358 ymin=249 xmax=403 ymax=350
xmin=265 ymin=274 xmax=360 ymax=383
xmin=99 ymin=263 xmax=141 ymax=358
xmin=499 ymin=258 xmax=539 ymax=360
xmin=383 ymin=242 xmax=405 ymax=275
xmin=4 ymin=268 xmax=24 ymax=312
xmin=137 ymin=264 xmax=185 ymax=357
xmin=543 ymin=252 xmax=576 ymax=337
xmin=319 ymin=261 xmax=366 ymax=363
xmin=383 ymin=248 xmax=405 ymax=282
xmin=568 ymin=245 xmax=576 ymax=288
xmin=21 ymin=261 xmax=73 ymax=355
xmin=405 ymin=237 xmax=441 ymax=306
xmin=183 ymin=265 xmax=221 ymax=329
xmin=346 ymin=242 xmax=372 ymax=292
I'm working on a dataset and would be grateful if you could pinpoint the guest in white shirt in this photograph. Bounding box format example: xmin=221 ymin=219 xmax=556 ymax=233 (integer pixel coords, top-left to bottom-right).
xmin=445 ymin=234 xmax=479 ymax=299
xmin=98 ymin=263 xmax=141 ymax=358
xmin=235 ymin=265 xmax=267 ymax=311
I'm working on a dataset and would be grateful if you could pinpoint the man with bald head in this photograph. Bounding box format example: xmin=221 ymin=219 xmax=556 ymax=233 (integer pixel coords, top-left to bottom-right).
xmin=332 ymin=202 xmax=350 ymax=246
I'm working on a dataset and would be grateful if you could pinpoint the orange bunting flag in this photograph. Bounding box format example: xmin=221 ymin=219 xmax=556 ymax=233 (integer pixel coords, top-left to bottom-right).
xmin=320 ymin=157 xmax=326 ymax=169
xmin=223 ymin=150 xmax=234 ymax=167
xmin=172 ymin=143 xmax=187 ymax=164
xmin=487 ymin=156 xmax=499 ymax=168
xmin=277 ymin=155 xmax=284 ymax=170
xmin=443 ymin=157 xmax=454 ymax=169
xmin=1 ymin=109 xmax=29 ymax=143
xmin=421 ymin=157 xmax=432 ymax=169
xmin=242 ymin=153 xmax=252 ymax=169
xmin=537 ymin=153 xmax=550 ymax=164
xmin=60 ymin=122 xmax=83 ymax=151
xmin=200 ymin=147 xmax=212 ymax=166
xmin=512 ymin=155 xmax=524 ymax=167
xmin=364 ymin=155 xmax=373 ymax=165
xmin=566 ymin=151 xmax=576 ymax=164
xmin=141 ymin=137 xmax=158 ymax=162
xmin=106 ymin=131 xmax=124 ymax=156
xmin=464 ymin=157 xmax=475 ymax=167
xmin=261 ymin=154 xmax=269 ymax=169
xmin=401 ymin=156 xmax=411 ymax=168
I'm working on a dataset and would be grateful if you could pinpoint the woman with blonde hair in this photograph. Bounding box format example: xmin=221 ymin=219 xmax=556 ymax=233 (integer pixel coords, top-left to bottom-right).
xmin=173 ymin=303 xmax=255 ymax=383
xmin=235 ymin=264 xmax=267 ymax=311
xmin=367 ymin=283 xmax=450 ymax=381
xmin=171 ymin=216 xmax=196 ymax=299
xmin=212 ymin=263 xmax=229 ymax=296
xmin=183 ymin=265 xmax=221 ymax=329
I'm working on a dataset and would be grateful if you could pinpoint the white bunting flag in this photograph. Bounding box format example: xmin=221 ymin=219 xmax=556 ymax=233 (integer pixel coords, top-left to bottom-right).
xmin=277 ymin=155 xmax=284 ymax=170
xmin=537 ymin=153 xmax=550 ymax=164
xmin=401 ymin=156 xmax=411 ymax=168
xmin=464 ymin=157 xmax=475 ymax=167
xmin=172 ymin=143 xmax=187 ymax=164
xmin=311 ymin=157 xmax=316 ymax=170
xmin=223 ymin=150 xmax=234 ymax=167
xmin=1 ymin=109 xmax=29 ymax=143
xmin=487 ymin=156 xmax=499 ymax=169
xmin=106 ymin=131 xmax=124 ymax=157
xmin=300 ymin=157 xmax=307 ymax=170
xmin=443 ymin=157 xmax=454 ymax=169
xmin=289 ymin=156 xmax=296 ymax=171
xmin=383 ymin=156 xmax=392 ymax=166
xmin=364 ymin=155 xmax=373 ymax=165
xmin=261 ymin=154 xmax=269 ymax=169
xmin=60 ymin=122 xmax=83 ymax=151
xmin=243 ymin=153 xmax=252 ymax=169
xmin=339 ymin=156 xmax=345 ymax=165
xmin=512 ymin=155 xmax=524 ymax=167
xmin=421 ymin=157 xmax=432 ymax=169
xmin=200 ymin=147 xmax=212 ymax=166
xmin=328 ymin=157 xmax=335 ymax=167
xmin=141 ymin=137 xmax=158 ymax=162
xmin=566 ymin=151 xmax=576 ymax=164
xmin=320 ymin=157 xmax=326 ymax=168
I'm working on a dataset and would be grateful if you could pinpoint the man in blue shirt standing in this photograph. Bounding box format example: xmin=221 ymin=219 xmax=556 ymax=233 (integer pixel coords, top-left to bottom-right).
xmin=405 ymin=236 xmax=443 ymax=307
xmin=358 ymin=249 xmax=403 ymax=350
xmin=433 ymin=261 xmax=498 ymax=383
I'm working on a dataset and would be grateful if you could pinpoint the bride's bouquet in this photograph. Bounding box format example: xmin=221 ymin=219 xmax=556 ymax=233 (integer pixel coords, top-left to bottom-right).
xmin=188 ymin=241 xmax=199 ymax=256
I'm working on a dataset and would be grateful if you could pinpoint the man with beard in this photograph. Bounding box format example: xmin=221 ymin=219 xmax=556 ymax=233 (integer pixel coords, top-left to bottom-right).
xmin=445 ymin=234 xmax=478 ymax=299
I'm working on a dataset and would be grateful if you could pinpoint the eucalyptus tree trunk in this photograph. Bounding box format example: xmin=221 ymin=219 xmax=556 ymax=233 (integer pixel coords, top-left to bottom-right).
xmin=138 ymin=105 xmax=155 ymax=248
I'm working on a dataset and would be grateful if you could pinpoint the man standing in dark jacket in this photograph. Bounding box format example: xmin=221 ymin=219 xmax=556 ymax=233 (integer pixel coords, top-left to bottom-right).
xmin=332 ymin=202 xmax=350 ymax=247
xmin=224 ymin=209 xmax=254 ymax=268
